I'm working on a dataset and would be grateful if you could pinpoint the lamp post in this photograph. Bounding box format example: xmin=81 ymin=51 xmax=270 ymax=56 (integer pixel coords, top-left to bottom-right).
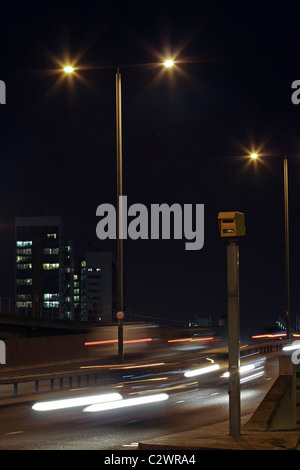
xmin=116 ymin=67 xmax=124 ymax=363
xmin=283 ymin=157 xmax=290 ymax=339
xmin=250 ymin=153 xmax=290 ymax=338
xmin=62 ymin=58 xmax=175 ymax=362
xmin=63 ymin=63 xmax=125 ymax=361
xmin=115 ymin=60 xmax=174 ymax=361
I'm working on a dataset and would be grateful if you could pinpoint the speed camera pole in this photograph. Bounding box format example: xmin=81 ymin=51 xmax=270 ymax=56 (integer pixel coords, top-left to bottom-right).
xmin=218 ymin=212 xmax=245 ymax=436
xmin=227 ymin=238 xmax=241 ymax=436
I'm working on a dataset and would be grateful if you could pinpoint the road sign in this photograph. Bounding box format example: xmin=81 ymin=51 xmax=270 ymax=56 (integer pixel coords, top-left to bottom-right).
xmin=116 ymin=311 xmax=124 ymax=320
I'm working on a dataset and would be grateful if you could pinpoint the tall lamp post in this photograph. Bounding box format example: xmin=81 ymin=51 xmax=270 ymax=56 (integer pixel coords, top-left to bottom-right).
xmin=283 ymin=157 xmax=290 ymax=339
xmin=116 ymin=67 xmax=124 ymax=362
xmin=64 ymin=64 xmax=125 ymax=361
xmin=250 ymin=153 xmax=290 ymax=338
xmin=63 ymin=59 xmax=175 ymax=362
xmin=115 ymin=60 xmax=174 ymax=361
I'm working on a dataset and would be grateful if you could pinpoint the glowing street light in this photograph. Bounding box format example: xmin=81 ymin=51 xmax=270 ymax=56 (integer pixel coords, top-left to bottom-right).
xmin=163 ymin=59 xmax=174 ymax=68
xmin=250 ymin=153 xmax=258 ymax=159
xmin=63 ymin=65 xmax=74 ymax=74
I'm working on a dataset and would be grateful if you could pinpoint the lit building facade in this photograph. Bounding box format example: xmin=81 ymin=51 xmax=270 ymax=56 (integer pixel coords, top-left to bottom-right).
xmin=80 ymin=251 xmax=116 ymax=323
xmin=15 ymin=217 xmax=74 ymax=320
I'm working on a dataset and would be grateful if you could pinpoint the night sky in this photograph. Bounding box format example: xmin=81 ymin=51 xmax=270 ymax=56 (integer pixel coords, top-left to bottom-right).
xmin=1 ymin=0 xmax=300 ymax=329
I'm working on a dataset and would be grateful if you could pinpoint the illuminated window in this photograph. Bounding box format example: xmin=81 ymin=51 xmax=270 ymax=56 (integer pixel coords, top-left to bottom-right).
xmin=43 ymin=263 xmax=59 ymax=270
xmin=43 ymin=301 xmax=59 ymax=308
xmin=16 ymin=256 xmax=32 ymax=263
xmin=43 ymin=248 xmax=59 ymax=255
xmin=17 ymin=240 xmax=32 ymax=247
xmin=44 ymin=293 xmax=59 ymax=300
xmin=47 ymin=233 xmax=57 ymax=239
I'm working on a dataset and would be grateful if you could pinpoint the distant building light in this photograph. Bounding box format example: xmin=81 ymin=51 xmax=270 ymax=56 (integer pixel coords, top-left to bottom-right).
xmin=43 ymin=263 xmax=59 ymax=270
xmin=44 ymin=301 xmax=59 ymax=308
xmin=17 ymin=240 xmax=32 ymax=247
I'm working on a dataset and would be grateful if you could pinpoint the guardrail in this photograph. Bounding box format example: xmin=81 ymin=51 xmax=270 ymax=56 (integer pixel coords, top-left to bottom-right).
xmin=0 ymin=339 xmax=291 ymax=399
xmin=240 ymin=339 xmax=288 ymax=357
xmin=0 ymin=367 xmax=115 ymax=398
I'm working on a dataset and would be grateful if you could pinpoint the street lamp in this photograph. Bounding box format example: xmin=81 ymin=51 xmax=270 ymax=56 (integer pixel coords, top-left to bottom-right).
xmin=249 ymin=153 xmax=290 ymax=338
xmin=63 ymin=64 xmax=125 ymax=360
xmin=163 ymin=59 xmax=175 ymax=68
xmin=62 ymin=59 xmax=174 ymax=362
xmin=115 ymin=59 xmax=174 ymax=361
xmin=116 ymin=67 xmax=124 ymax=363
xmin=63 ymin=66 xmax=74 ymax=74
xmin=283 ymin=156 xmax=290 ymax=339
xmin=62 ymin=64 xmax=124 ymax=360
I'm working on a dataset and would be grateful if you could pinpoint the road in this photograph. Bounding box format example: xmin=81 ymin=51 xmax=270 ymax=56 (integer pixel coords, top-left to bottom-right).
xmin=0 ymin=356 xmax=278 ymax=450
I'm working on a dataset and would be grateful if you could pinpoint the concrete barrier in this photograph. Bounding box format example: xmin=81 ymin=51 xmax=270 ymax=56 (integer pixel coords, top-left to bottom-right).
xmin=0 ymin=334 xmax=92 ymax=371
xmin=245 ymin=355 xmax=300 ymax=431
xmin=0 ymin=324 xmax=155 ymax=371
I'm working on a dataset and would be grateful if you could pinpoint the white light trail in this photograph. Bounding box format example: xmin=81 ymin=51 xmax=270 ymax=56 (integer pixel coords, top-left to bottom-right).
xmin=283 ymin=341 xmax=300 ymax=351
xmin=184 ymin=364 xmax=220 ymax=378
xmin=32 ymin=392 xmax=122 ymax=411
xmin=84 ymin=393 xmax=169 ymax=413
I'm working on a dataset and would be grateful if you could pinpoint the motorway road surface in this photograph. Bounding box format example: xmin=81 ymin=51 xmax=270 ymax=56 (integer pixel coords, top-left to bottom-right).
xmin=0 ymin=356 xmax=278 ymax=450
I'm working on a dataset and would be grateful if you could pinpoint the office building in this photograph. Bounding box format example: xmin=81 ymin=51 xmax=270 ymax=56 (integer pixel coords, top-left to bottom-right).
xmin=15 ymin=216 xmax=74 ymax=320
xmin=80 ymin=251 xmax=116 ymax=323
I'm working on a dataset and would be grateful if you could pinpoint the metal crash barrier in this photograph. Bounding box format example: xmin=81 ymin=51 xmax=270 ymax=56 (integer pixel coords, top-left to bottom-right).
xmin=0 ymin=338 xmax=291 ymax=398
